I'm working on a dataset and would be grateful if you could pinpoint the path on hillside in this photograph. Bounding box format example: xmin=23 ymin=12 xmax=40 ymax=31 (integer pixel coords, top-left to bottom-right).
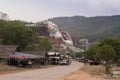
xmin=0 ymin=61 xmax=83 ymax=80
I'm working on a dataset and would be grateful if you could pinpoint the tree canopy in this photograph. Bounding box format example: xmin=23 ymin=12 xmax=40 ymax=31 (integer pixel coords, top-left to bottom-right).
xmin=98 ymin=38 xmax=120 ymax=60
xmin=85 ymin=38 xmax=120 ymax=61
xmin=0 ymin=20 xmax=52 ymax=51
xmin=38 ymin=37 xmax=52 ymax=51
xmin=96 ymin=44 xmax=116 ymax=74
xmin=84 ymin=38 xmax=119 ymax=74
xmin=0 ymin=21 xmax=37 ymax=50
xmin=85 ymin=45 xmax=98 ymax=61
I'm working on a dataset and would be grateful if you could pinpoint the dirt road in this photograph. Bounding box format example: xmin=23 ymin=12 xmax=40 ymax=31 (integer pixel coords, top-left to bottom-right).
xmin=0 ymin=61 xmax=83 ymax=80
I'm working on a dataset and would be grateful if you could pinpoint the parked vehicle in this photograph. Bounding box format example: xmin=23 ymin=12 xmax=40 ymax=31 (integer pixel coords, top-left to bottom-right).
xmin=88 ymin=60 xmax=101 ymax=65
xmin=59 ymin=59 xmax=70 ymax=65
xmin=59 ymin=55 xmax=71 ymax=65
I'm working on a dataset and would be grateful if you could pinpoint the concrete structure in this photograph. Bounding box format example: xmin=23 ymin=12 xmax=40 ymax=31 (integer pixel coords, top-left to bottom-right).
xmin=78 ymin=39 xmax=89 ymax=50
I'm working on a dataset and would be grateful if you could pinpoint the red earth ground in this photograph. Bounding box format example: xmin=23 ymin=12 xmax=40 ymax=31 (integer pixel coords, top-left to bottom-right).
xmin=57 ymin=70 xmax=106 ymax=80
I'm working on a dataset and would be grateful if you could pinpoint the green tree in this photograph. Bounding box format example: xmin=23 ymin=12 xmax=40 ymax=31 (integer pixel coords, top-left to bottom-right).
xmin=97 ymin=44 xmax=116 ymax=74
xmin=0 ymin=20 xmax=6 ymax=39
xmin=85 ymin=45 xmax=98 ymax=61
xmin=99 ymin=38 xmax=120 ymax=61
xmin=0 ymin=21 xmax=37 ymax=51
xmin=66 ymin=47 xmax=75 ymax=58
xmin=38 ymin=37 xmax=52 ymax=51
xmin=75 ymin=52 xmax=84 ymax=58
xmin=25 ymin=44 xmax=37 ymax=51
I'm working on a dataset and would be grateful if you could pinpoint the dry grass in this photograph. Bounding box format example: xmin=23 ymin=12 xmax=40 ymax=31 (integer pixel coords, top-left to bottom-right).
xmin=0 ymin=64 xmax=53 ymax=75
xmin=0 ymin=64 xmax=26 ymax=75
xmin=79 ymin=64 xmax=120 ymax=80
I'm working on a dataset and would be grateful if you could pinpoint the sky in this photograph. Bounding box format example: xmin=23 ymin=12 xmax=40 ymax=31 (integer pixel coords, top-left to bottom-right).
xmin=0 ymin=0 xmax=120 ymax=22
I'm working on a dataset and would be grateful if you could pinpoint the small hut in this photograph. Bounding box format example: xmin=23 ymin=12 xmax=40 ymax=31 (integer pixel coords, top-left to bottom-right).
xmin=22 ymin=51 xmax=49 ymax=65
xmin=9 ymin=52 xmax=42 ymax=67
xmin=0 ymin=45 xmax=17 ymax=64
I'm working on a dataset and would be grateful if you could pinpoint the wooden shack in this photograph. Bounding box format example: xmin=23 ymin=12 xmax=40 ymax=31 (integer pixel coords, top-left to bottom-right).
xmin=0 ymin=45 xmax=17 ymax=64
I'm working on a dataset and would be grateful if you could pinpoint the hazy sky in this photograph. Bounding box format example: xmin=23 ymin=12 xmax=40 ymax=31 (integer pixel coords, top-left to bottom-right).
xmin=0 ymin=0 xmax=120 ymax=22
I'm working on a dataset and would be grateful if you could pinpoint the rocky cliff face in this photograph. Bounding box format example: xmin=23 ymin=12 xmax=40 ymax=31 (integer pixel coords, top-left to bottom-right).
xmin=37 ymin=21 xmax=74 ymax=47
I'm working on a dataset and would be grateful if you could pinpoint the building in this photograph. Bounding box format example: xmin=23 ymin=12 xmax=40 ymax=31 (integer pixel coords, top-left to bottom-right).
xmin=78 ymin=39 xmax=89 ymax=50
xmin=0 ymin=45 xmax=17 ymax=64
xmin=0 ymin=45 xmax=17 ymax=59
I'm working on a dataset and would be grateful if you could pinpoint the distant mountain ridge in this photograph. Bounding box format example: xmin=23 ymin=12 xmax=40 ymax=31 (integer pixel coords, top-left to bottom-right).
xmin=49 ymin=15 xmax=120 ymax=42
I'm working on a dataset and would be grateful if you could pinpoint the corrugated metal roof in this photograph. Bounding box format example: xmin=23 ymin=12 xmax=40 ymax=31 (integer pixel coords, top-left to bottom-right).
xmin=0 ymin=45 xmax=17 ymax=58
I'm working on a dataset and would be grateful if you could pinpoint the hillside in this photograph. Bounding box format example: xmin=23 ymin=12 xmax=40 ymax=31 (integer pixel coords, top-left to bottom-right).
xmin=49 ymin=15 xmax=120 ymax=42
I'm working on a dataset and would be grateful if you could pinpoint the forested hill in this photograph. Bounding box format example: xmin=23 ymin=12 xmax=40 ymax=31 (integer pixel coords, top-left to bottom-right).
xmin=49 ymin=15 xmax=120 ymax=42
